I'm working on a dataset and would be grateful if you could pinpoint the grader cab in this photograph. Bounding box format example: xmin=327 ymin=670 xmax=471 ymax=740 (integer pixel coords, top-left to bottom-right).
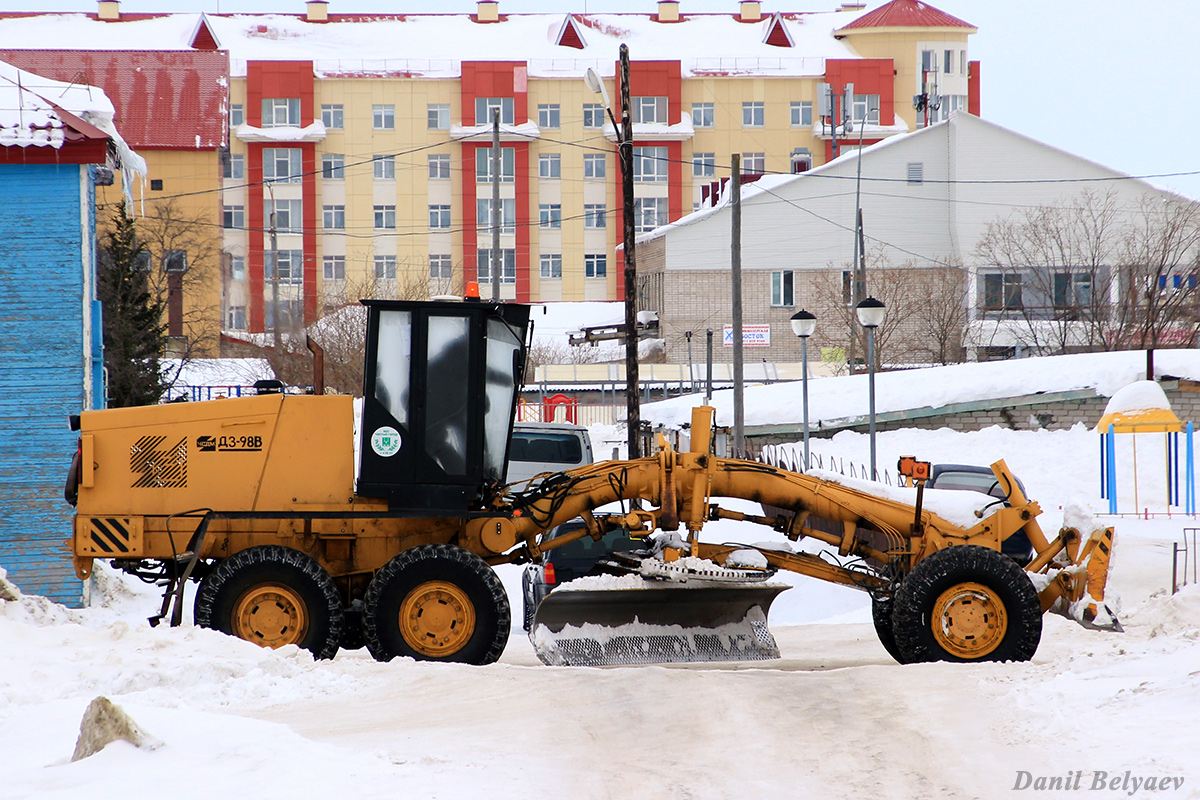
xmin=66 ymin=298 xmax=1120 ymax=667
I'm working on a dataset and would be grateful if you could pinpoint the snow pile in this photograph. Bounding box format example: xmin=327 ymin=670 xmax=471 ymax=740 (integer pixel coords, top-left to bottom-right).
xmin=644 ymin=349 xmax=1200 ymax=430
xmin=807 ymin=467 xmax=999 ymax=529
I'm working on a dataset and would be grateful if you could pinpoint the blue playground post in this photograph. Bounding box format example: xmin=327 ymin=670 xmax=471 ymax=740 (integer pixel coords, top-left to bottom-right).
xmin=1187 ymin=421 xmax=1195 ymax=515
xmin=1107 ymin=424 xmax=1118 ymax=515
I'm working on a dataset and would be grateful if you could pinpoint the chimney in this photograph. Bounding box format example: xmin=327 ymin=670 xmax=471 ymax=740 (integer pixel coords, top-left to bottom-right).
xmin=98 ymin=0 xmax=120 ymax=20
xmin=306 ymin=0 xmax=329 ymax=22
xmin=657 ymin=0 xmax=680 ymax=22
xmin=738 ymin=1 xmax=762 ymax=22
xmin=476 ymin=0 xmax=499 ymax=22
xmin=838 ymin=2 xmax=867 ymax=10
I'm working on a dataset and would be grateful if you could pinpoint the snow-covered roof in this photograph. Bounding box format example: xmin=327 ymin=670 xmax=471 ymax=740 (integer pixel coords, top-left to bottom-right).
xmin=0 ymin=9 xmax=879 ymax=78
xmin=0 ymin=57 xmax=113 ymax=148
xmin=836 ymin=0 xmax=975 ymax=33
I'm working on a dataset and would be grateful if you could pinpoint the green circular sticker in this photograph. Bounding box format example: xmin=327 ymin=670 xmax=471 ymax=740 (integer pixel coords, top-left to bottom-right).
xmin=371 ymin=426 xmax=402 ymax=457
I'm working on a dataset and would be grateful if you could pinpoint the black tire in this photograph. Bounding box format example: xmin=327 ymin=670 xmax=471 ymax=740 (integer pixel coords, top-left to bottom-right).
xmin=194 ymin=545 xmax=343 ymax=660
xmin=363 ymin=544 xmax=510 ymax=665
xmin=892 ymin=545 xmax=1041 ymax=664
xmin=871 ymin=596 xmax=906 ymax=664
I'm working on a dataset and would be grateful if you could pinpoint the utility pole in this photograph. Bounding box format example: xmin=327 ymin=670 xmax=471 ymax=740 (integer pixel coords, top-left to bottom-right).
xmin=491 ymin=107 xmax=501 ymax=301
xmin=618 ymin=43 xmax=640 ymax=459
xmin=731 ymin=153 xmax=744 ymax=456
xmin=267 ymin=179 xmax=280 ymax=353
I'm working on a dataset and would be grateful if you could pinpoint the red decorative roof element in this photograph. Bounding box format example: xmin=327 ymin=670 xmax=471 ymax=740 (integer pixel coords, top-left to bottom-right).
xmin=0 ymin=49 xmax=228 ymax=150
xmin=190 ymin=15 xmax=219 ymax=51
xmin=764 ymin=14 xmax=794 ymax=48
xmin=555 ymin=15 xmax=586 ymax=49
xmin=838 ymin=0 xmax=974 ymax=32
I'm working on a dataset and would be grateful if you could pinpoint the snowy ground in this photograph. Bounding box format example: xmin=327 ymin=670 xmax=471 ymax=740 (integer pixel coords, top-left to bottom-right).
xmin=4 ymin=424 xmax=1200 ymax=799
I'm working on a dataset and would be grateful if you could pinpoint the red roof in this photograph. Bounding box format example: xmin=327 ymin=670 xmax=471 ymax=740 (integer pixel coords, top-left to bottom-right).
xmin=838 ymin=0 xmax=974 ymax=32
xmin=0 ymin=49 xmax=228 ymax=150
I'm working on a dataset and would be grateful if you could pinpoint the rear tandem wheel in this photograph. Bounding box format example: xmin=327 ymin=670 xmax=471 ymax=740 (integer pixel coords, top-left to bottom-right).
xmin=194 ymin=545 xmax=344 ymax=660
xmin=362 ymin=544 xmax=510 ymax=665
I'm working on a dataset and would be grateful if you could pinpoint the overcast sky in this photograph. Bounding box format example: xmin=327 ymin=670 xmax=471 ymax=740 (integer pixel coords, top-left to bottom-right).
xmin=5 ymin=0 xmax=1198 ymax=200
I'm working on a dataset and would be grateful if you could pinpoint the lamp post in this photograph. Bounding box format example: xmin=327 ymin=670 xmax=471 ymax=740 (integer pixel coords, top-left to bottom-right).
xmin=855 ymin=297 xmax=885 ymax=480
xmin=790 ymin=309 xmax=817 ymax=471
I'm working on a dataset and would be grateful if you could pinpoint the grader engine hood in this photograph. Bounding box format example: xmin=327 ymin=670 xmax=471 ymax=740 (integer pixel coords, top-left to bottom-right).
xmin=356 ymin=299 xmax=530 ymax=514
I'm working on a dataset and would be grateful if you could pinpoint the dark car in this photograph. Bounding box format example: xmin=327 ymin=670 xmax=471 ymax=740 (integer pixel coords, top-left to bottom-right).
xmin=926 ymin=463 xmax=1032 ymax=563
xmin=521 ymin=519 xmax=644 ymax=630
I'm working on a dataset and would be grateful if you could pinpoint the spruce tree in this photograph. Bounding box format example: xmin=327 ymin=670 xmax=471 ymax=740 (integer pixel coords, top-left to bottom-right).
xmin=97 ymin=206 xmax=168 ymax=407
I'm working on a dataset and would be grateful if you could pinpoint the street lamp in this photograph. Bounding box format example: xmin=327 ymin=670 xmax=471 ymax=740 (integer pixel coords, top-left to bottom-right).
xmin=790 ymin=309 xmax=817 ymax=471
xmin=855 ymin=297 xmax=885 ymax=480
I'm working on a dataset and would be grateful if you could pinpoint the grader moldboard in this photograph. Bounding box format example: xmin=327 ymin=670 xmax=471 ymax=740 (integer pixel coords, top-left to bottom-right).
xmin=66 ymin=298 xmax=1120 ymax=667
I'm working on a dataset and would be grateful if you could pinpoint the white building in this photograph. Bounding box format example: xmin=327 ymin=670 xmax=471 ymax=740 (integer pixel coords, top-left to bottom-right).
xmin=637 ymin=112 xmax=1198 ymax=364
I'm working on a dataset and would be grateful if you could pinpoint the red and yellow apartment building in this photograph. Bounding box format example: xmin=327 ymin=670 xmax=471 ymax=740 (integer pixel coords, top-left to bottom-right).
xmin=0 ymin=0 xmax=978 ymax=338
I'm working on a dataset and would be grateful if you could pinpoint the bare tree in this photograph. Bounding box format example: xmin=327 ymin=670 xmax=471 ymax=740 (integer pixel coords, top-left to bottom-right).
xmin=1113 ymin=195 xmax=1200 ymax=348
xmin=811 ymin=248 xmax=966 ymax=368
xmin=974 ymin=190 xmax=1122 ymax=355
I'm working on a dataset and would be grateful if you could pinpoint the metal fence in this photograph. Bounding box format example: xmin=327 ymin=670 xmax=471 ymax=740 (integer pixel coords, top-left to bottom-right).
xmin=1174 ymin=528 xmax=1199 ymax=594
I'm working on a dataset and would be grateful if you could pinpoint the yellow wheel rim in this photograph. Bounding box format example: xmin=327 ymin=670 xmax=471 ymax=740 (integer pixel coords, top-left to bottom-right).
xmin=233 ymin=584 xmax=309 ymax=649
xmin=931 ymin=581 xmax=1007 ymax=659
xmin=399 ymin=581 xmax=475 ymax=658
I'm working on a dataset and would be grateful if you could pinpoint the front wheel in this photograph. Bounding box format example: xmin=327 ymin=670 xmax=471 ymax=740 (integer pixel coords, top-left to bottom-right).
xmin=892 ymin=545 xmax=1041 ymax=663
xmin=194 ymin=545 xmax=343 ymax=660
xmin=363 ymin=544 xmax=510 ymax=665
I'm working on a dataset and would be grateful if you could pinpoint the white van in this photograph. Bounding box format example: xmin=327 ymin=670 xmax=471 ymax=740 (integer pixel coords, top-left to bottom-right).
xmin=506 ymin=422 xmax=593 ymax=485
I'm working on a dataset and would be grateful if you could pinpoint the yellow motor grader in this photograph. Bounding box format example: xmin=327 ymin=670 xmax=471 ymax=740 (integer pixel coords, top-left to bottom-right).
xmin=65 ymin=298 xmax=1119 ymax=666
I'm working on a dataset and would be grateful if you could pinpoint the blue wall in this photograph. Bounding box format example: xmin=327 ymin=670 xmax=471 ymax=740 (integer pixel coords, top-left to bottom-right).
xmin=0 ymin=163 xmax=93 ymax=607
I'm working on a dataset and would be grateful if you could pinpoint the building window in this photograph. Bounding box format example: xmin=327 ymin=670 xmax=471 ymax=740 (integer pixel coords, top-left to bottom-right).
xmin=584 ymin=203 xmax=606 ymax=228
xmin=424 ymin=204 xmax=448 ymax=229
xmin=583 ymin=103 xmax=606 ymax=128
xmin=960 ymin=50 xmax=968 ymax=76
xmin=265 ymin=199 xmax=303 ymax=233
xmin=223 ymin=153 xmax=244 ymax=180
xmin=633 ymin=146 xmax=668 ymax=182
xmin=229 ymin=255 xmax=246 ymax=280
xmin=922 ymin=49 xmax=937 ymax=73
xmin=742 ymin=152 xmax=765 ymax=174
xmin=428 ymin=104 xmax=451 ymax=130
xmin=475 ymin=97 xmax=514 ymax=125
xmin=373 ymin=155 xmax=396 ymax=180
xmin=476 ymin=147 xmax=515 ymax=182
xmin=1054 ymin=272 xmax=1093 ymax=309
xmin=771 ymin=270 xmax=795 ymax=307
xmin=476 ymin=199 xmax=515 ymax=232
xmin=374 ymin=255 xmax=397 ymax=280
xmin=539 ymin=203 xmax=561 ymax=229
xmin=229 ymin=104 xmax=244 ymax=127
xmin=321 ymin=154 xmax=345 ymax=180
xmin=150 ymin=179 xmax=164 ymax=191
xmin=633 ymin=96 xmax=668 ymax=124
xmin=261 ymin=98 xmax=300 ymax=127
xmin=477 ymin=248 xmax=516 ymax=283
xmin=226 ymin=305 xmax=247 ymax=331
xmin=983 ymin=273 xmax=1022 ymax=310
xmin=944 ymin=49 xmax=954 ymax=75
xmin=428 ymin=154 xmax=451 ymax=179
xmin=222 ymin=204 xmax=245 ymax=230
xmin=373 ymin=104 xmax=395 ymax=130
xmin=539 ymin=153 xmax=561 ymax=180
xmin=323 ymin=255 xmax=346 ymax=280
xmin=584 ymin=153 xmax=606 ymax=179
xmin=691 ymin=102 xmax=714 ymax=128
xmin=263 ymin=147 xmax=302 ymax=183
xmin=851 ymin=94 xmax=880 ymax=124
xmin=429 ymin=254 xmax=453 ymax=279
xmin=322 ymin=205 xmax=345 ymax=229
xmin=585 ymin=253 xmax=607 ymax=278
xmin=265 ymin=250 xmax=303 ymax=284
xmin=634 ymin=197 xmax=668 ymax=233
xmin=321 ymin=104 xmax=343 ymax=129
xmin=373 ymin=205 xmax=396 ymax=229
xmin=742 ymin=101 xmax=764 ymax=128
xmin=907 ymin=163 xmax=924 ymax=184
xmin=790 ymin=101 xmax=813 ymax=127
xmin=692 ymin=152 xmax=715 ymax=178
xmin=538 ymin=104 xmax=560 ymax=129
xmin=163 ymin=249 xmax=187 ymax=272
xmin=539 ymin=253 xmax=562 ymax=279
